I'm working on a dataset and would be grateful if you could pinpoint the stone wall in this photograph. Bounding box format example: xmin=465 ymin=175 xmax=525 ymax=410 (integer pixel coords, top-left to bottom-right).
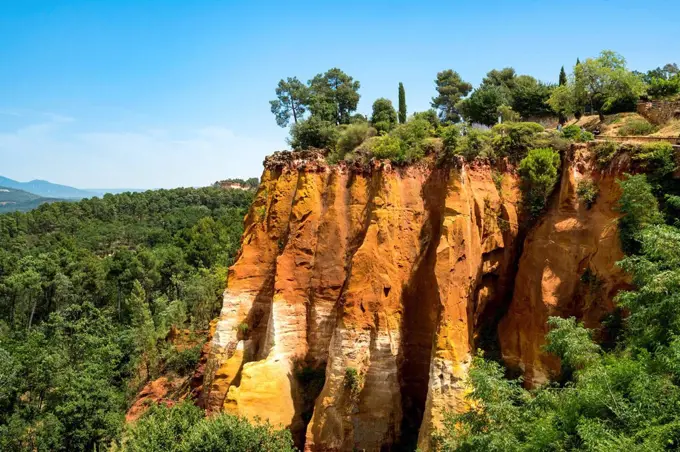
xmin=637 ymin=100 xmax=680 ymax=125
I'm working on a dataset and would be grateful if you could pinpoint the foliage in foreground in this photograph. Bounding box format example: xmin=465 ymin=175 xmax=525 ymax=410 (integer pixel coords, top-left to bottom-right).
xmin=120 ymin=402 xmax=295 ymax=452
xmin=437 ymin=164 xmax=680 ymax=451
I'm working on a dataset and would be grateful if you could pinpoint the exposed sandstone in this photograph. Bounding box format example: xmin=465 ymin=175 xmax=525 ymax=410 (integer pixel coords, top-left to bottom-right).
xmin=202 ymin=153 xmax=525 ymax=450
xmin=202 ymin=146 xmax=629 ymax=450
xmin=498 ymin=145 xmax=629 ymax=386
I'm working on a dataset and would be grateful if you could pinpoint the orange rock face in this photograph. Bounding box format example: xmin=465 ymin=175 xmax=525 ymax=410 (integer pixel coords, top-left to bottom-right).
xmin=498 ymin=146 xmax=629 ymax=387
xmin=202 ymin=146 xmax=628 ymax=450
xmin=202 ymin=152 xmax=524 ymax=451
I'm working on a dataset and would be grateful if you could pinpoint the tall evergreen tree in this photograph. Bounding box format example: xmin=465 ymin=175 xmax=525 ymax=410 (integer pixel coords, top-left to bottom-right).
xmin=559 ymin=66 xmax=567 ymax=86
xmin=431 ymin=69 xmax=472 ymax=123
xmin=398 ymin=82 xmax=407 ymax=124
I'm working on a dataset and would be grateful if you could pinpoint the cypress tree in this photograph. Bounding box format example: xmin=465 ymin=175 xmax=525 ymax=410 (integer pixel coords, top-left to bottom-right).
xmin=576 ymin=58 xmax=581 ymax=66
xmin=398 ymin=82 xmax=407 ymax=124
xmin=559 ymin=66 xmax=567 ymax=86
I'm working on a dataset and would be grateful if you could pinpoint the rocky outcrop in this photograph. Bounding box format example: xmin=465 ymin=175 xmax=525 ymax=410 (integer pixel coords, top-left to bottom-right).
xmin=202 ymin=146 xmax=630 ymax=450
xmin=202 ymin=153 xmax=523 ymax=451
xmin=498 ymin=145 xmax=629 ymax=386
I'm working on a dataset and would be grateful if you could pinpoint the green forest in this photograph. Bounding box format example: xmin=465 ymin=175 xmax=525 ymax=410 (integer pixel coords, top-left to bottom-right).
xmin=0 ymin=187 xmax=298 ymax=450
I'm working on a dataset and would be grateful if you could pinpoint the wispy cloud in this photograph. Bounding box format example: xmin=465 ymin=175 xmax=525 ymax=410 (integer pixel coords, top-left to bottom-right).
xmin=0 ymin=114 xmax=284 ymax=188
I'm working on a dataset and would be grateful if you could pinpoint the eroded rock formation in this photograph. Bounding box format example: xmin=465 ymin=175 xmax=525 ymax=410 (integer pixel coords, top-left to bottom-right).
xmin=201 ymin=145 xmax=627 ymax=451
xmin=499 ymin=146 xmax=629 ymax=386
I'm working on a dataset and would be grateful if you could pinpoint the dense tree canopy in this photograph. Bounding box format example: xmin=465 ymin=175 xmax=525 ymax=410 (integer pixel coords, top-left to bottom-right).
xmin=549 ymin=51 xmax=645 ymax=119
xmin=0 ymin=187 xmax=253 ymax=450
xmin=308 ymin=68 xmax=361 ymax=125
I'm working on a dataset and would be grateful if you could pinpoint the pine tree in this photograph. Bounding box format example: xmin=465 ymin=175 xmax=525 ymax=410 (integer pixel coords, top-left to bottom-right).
xmin=398 ymin=82 xmax=407 ymax=124
xmin=559 ymin=66 xmax=567 ymax=86
xmin=576 ymin=58 xmax=581 ymax=66
xmin=130 ymin=280 xmax=158 ymax=380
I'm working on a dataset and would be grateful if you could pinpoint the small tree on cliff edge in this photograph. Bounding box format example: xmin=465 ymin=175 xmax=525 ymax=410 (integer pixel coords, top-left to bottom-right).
xmin=519 ymin=147 xmax=561 ymax=219
xmin=398 ymin=82 xmax=407 ymax=124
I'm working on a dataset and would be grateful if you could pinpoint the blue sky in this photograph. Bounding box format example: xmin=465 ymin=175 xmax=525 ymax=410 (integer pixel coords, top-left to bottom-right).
xmin=1 ymin=0 xmax=677 ymax=188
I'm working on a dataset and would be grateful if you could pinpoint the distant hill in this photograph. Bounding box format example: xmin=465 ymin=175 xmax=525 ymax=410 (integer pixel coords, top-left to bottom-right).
xmin=0 ymin=186 xmax=66 ymax=213
xmin=0 ymin=175 xmax=93 ymax=199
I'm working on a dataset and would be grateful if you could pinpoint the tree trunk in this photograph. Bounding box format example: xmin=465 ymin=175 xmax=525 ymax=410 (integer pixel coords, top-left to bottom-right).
xmin=28 ymin=297 xmax=37 ymax=331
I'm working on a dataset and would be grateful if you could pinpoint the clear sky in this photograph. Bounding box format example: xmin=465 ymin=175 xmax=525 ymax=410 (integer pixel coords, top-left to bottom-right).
xmin=1 ymin=0 xmax=677 ymax=188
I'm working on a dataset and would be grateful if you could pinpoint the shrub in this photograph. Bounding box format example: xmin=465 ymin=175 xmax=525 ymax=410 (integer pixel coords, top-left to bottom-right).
xmin=617 ymin=119 xmax=656 ymax=136
xmin=332 ymin=123 xmax=376 ymax=162
xmin=498 ymin=105 xmax=520 ymax=122
xmin=492 ymin=170 xmax=503 ymax=193
xmin=122 ymin=402 xmax=204 ymax=452
xmin=561 ymin=124 xmax=582 ymax=139
xmin=576 ymin=179 xmax=599 ymax=209
xmin=456 ymin=128 xmax=494 ymax=161
xmin=421 ymin=137 xmax=443 ymax=155
xmin=632 ymin=142 xmax=677 ymax=179
xmin=392 ymin=118 xmax=434 ymax=147
xmin=491 ymin=122 xmax=544 ymax=160
xmin=163 ymin=344 xmax=202 ymax=375
xmin=616 ymin=174 xmax=662 ymax=253
xmin=181 ymin=412 xmax=295 ymax=452
xmin=561 ymin=124 xmax=593 ymax=142
xmin=519 ymin=147 xmax=561 ymax=218
xmin=365 ymin=134 xmax=405 ymax=163
xmin=592 ymin=141 xmax=619 ymax=167
xmin=534 ymin=129 xmax=571 ymax=152
xmin=439 ymin=124 xmax=461 ymax=151
xmin=344 ymin=367 xmax=363 ymax=400
xmin=122 ymin=402 xmax=296 ymax=452
xmin=370 ymin=98 xmax=398 ymax=133
xmin=289 ymin=116 xmax=339 ymax=150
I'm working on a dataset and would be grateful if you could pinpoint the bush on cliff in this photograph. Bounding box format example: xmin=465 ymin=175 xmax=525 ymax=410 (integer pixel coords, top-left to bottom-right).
xmin=576 ymin=179 xmax=599 ymax=209
xmin=519 ymin=147 xmax=561 ymax=218
xmin=331 ymin=122 xmax=377 ymax=163
xmin=363 ymin=117 xmax=435 ymax=164
xmin=289 ymin=116 xmax=339 ymax=150
xmin=491 ymin=122 xmax=545 ymax=160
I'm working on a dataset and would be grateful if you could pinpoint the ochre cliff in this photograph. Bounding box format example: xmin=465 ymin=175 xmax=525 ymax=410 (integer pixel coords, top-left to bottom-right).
xmin=201 ymin=145 xmax=628 ymax=451
xmin=201 ymin=152 xmax=522 ymax=451
xmin=498 ymin=145 xmax=629 ymax=387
